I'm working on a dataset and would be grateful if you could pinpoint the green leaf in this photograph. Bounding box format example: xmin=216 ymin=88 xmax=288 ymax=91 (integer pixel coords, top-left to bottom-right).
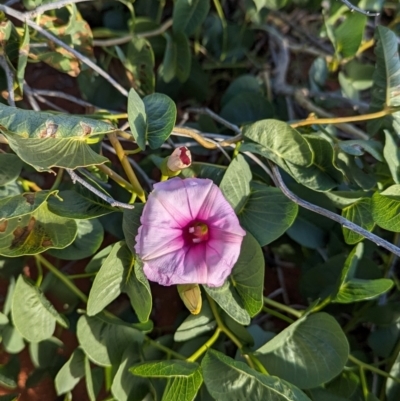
xmin=332 ymin=243 xmax=364 ymax=298
xmin=125 ymin=257 xmax=152 ymax=323
xmin=0 ymin=154 xmax=23 ymax=186
xmin=86 ymin=242 xmax=128 ymax=315
xmin=372 ymin=185 xmax=400 ymax=231
xmin=230 ymin=232 xmax=264 ymax=316
xmin=219 ymin=154 xmax=252 ymax=213
xmin=334 ymin=279 xmax=393 ymax=303
xmin=132 ymin=360 xmax=203 ymax=401
xmin=181 ymin=162 xmax=226 ymax=185
xmin=255 ymin=313 xmax=349 ymax=389
xmin=76 ymin=314 xmax=144 ymax=366
xmin=335 ymin=13 xmax=366 ymax=58
xmin=220 ymin=93 xmax=274 ymax=126
xmin=367 ymin=26 xmax=400 ymax=135
xmin=125 ymin=37 xmax=155 ymax=94
xmin=17 ymin=23 xmax=30 ymax=94
xmin=162 ymin=32 xmax=191 ymax=83
xmin=47 ymin=218 xmax=103 ymax=260
xmin=285 ymin=135 xmax=343 ymax=192
xmin=55 ymin=348 xmax=85 ymax=395
xmin=111 ymin=348 xmax=148 ymax=401
xmin=84 ymin=357 xmax=103 ymax=401
xmin=174 ymin=300 xmax=216 ymax=342
xmin=338 ymin=139 xmax=383 ymax=161
xmin=173 ymin=0 xmax=210 ymax=36
xmin=0 ymin=103 xmax=113 ymax=139
xmin=2 ymin=324 xmax=25 ymax=354
xmin=3 ymin=134 xmax=109 ymax=172
xmin=127 ymin=88 xmax=147 ymax=150
xmin=238 ymin=182 xmax=298 ymax=246
xmin=47 ymin=188 xmax=114 ymax=219
xmin=243 ymin=119 xmax=313 ymax=167
xmin=221 ymin=75 xmax=262 ymax=107
xmin=342 ymin=198 xmax=374 ymax=244
xmin=336 ymin=151 xmax=376 ymax=190
xmin=132 ymin=360 xmax=200 ymax=378
xmin=0 ymin=355 xmax=19 ymax=389
xmin=12 ymin=275 xmax=68 ymax=342
xmin=87 ymin=241 xmax=152 ymax=322
xmin=143 ymin=93 xmax=176 ymax=149
xmin=202 ymin=349 xmax=311 ymax=401
xmin=383 ymin=130 xmax=400 ymax=184
xmin=0 ymin=201 xmax=77 ymax=257
xmin=122 ymin=204 xmax=145 ymax=254
xmin=386 ymin=352 xmax=400 ymax=401
xmin=0 ymin=190 xmax=54 ymax=220
xmin=203 ymin=281 xmax=250 ymax=325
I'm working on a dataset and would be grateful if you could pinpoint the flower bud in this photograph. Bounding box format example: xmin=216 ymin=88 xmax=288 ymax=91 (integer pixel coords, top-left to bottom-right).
xmin=177 ymin=284 xmax=202 ymax=315
xmin=167 ymin=146 xmax=192 ymax=172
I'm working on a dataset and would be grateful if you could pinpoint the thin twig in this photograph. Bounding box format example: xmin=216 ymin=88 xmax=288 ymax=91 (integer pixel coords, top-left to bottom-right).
xmin=32 ymin=89 xmax=97 ymax=109
xmin=93 ymin=19 xmax=173 ymax=47
xmin=339 ymin=0 xmax=380 ymax=16
xmin=186 ymin=107 xmax=241 ymax=135
xmin=66 ymin=169 xmax=135 ymax=209
xmin=25 ymin=0 xmax=94 ymax=18
xmin=0 ymin=4 xmax=129 ymax=98
xmin=172 ymin=126 xmax=242 ymax=149
xmin=0 ymin=56 xmax=15 ymax=107
xmin=32 ymin=93 xmax=68 ymax=112
xmin=271 ymin=163 xmax=400 ymax=258
xmin=23 ymin=82 xmax=41 ymax=111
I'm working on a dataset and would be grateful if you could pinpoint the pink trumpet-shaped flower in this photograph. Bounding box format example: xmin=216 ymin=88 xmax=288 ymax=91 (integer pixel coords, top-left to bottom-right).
xmin=135 ymin=178 xmax=246 ymax=287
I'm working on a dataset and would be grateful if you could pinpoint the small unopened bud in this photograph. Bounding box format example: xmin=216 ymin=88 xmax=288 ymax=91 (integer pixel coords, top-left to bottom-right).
xmin=167 ymin=147 xmax=192 ymax=172
xmin=177 ymin=284 xmax=202 ymax=315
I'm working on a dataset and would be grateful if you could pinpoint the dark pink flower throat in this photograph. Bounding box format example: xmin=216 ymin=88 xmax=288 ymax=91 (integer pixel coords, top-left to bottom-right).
xmin=184 ymin=222 xmax=209 ymax=244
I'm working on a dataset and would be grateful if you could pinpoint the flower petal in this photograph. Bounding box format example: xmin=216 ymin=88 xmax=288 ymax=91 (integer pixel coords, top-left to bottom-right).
xmin=135 ymin=225 xmax=184 ymax=260
xmin=204 ymin=238 xmax=244 ymax=287
xmin=142 ymin=247 xmax=187 ymax=286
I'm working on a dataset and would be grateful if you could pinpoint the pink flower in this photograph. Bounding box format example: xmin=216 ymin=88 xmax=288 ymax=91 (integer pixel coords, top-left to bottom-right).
xmin=135 ymin=178 xmax=246 ymax=287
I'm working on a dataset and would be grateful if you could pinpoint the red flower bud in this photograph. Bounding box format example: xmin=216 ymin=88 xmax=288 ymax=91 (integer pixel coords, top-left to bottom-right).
xmin=167 ymin=147 xmax=192 ymax=172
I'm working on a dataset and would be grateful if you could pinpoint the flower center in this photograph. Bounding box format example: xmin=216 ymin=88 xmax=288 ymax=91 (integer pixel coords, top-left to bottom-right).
xmin=186 ymin=222 xmax=209 ymax=244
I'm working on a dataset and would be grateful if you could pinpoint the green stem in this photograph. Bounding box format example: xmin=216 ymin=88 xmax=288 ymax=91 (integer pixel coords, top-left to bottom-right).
xmin=348 ymin=355 xmax=400 ymax=384
xmin=262 ymin=306 xmax=295 ymax=324
xmin=310 ymin=296 xmax=332 ymax=313
xmin=359 ymin=367 xmax=369 ymax=400
xmin=263 ymin=297 xmax=302 ymax=318
xmin=187 ymin=328 xmax=221 ymax=362
xmin=68 ymin=272 xmax=97 ymax=280
xmin=35 ymin=258 xmax=43 ymax=287
xmin=207 ymin=294 xmax=243 ymax=349
xmin=34 ymin=254 xmax=88 ymax=303
xmin=146 ymin=338 xmax=186 ymax=360
xmin=248 ymin=353 xmax=269 ymax=375
xmin=212 ymin=0 xmax=227 ymax=61
xmin=50 ymin=168 xmax=64 ymax=191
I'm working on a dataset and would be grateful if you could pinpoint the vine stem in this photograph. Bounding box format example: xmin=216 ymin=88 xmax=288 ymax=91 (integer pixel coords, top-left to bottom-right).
xmin=34 ymin=254 xmax=88 ymax=303
xmin=270 ymin=163 xmax=400 ymax=258
xmin=0 ymin=4 xmax=129 ymax=98
xmin=96 ymin=163 xmax=137 ymax=194
xmin=107 ymin=132 xmax=146 ymax=203
xmin=207 ymin=295 xmax=243 ymax=349
xmin=290 ymin=106 xmax=400 ymax=128
xmin=187 ymin=328 xmax=221 ymax=362
xmin=36 ymin=255 xmax=188 ymax=361
xmin=146 ymin=338 xmax=186 ymax=361
xmin=349 ymin=355 xmax=400 ymax=385
xmin=263 ymin=297 xmax=302 ymax=318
